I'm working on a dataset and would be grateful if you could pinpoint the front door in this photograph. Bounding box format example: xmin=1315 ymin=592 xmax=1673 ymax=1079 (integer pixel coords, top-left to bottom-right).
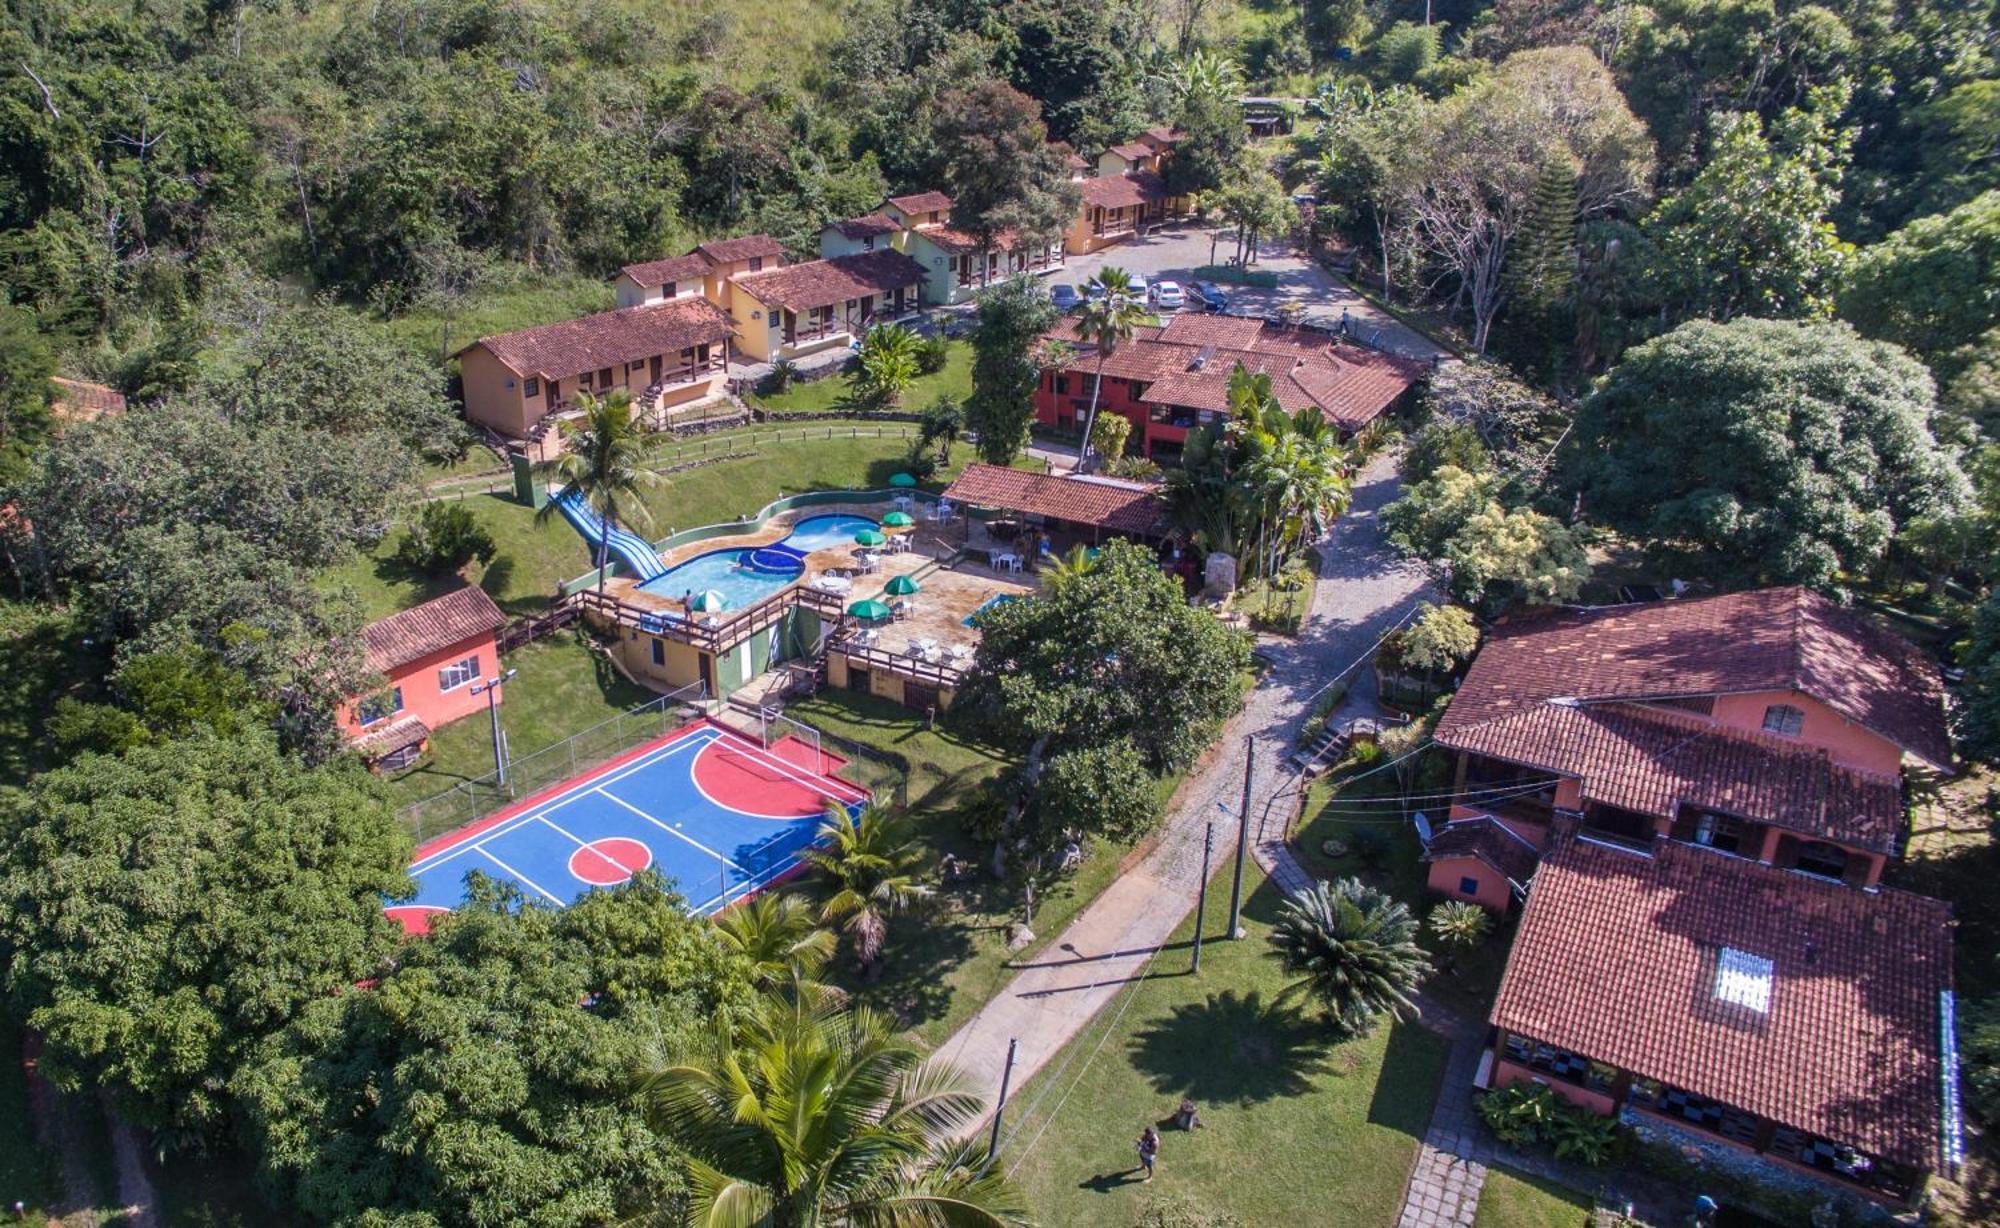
xmin=697 ymin=652 xmax=714 ymax=697
xmin=546 ymin=379 xmax=558 ymax=410
xmin=649 ymin=354 xmax=662 ymax=384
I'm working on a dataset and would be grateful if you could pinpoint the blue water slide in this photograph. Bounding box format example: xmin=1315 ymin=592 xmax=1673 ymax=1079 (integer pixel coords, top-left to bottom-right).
xmin=553 ymin=487 xmax=667 ymax=582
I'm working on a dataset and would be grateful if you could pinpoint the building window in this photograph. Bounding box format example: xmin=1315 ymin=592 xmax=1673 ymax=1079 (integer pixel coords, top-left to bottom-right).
xmin=663 ymin=281 xmax=677 ymax=298
xmin=1793 ymin=840 xmax=1850 ymax=881
xmin=1502 ymin=1035 xmax=1614 ymax=1093
xmin=863 ymin=236 xmax=876 ymax=250
xmin=1054 ymin=375 xmax=1069 ymax=395
xmin=597 ymin=366 xmax=613 ymax=387
xmin=1458 ymin=875 xmax=1479 ymax=896
xmin=748 ymin=257 xmax=764 ymax=272
xmin=358 ymin=687 xmax=403 ymax=726
xmin=438 ymin=655 xmax=481 ymax=692
xmin=524 ymin=377 xmax=539 ymax=398
xmin=1762 ymin=703 xmax=1804 ymax=736
xmin=1694 ymin=813 xmax=1745 ymax=854
xmin=650 ymin=638 xmax=665 ymax=666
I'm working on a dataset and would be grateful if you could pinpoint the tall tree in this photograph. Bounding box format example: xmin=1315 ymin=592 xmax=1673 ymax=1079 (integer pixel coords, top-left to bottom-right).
xmin=1071 ymin=267 xmax=1148 ymax=469
xmin=966 ymin=277 xmax=1060 ymax=465
xmin=1840 ymin=190 xmax=2000 ymax=384
xmin=636 ymin=999 xmax=1028 ymax=1228
xmin=535 ymin=390 xmax=658 ymax=596
xmin=1646 ymin=99 xmax=1853 ymax=324
xmin=0 ymin=731 xmax=411 ymax=1143
xmin=933 ymin=80 xmax=1080 ymax=282
xmin=1564 ymin=317 xmax=1966 ymax=591
xmin=804 ymin=803 xmax=931 ymax=977
xmin=0 ymin=305 xmax=55 ymax=484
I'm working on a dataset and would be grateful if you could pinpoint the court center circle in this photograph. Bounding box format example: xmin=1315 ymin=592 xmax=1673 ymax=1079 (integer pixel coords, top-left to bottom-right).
xmin=569 ymin=836 xmax=653 ymax=886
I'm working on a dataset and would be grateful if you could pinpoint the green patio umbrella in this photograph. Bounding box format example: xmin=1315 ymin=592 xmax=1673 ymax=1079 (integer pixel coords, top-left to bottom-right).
xmin=882 ymin=511 xmax=915 ymax=527
xmin=688 ymin=590 xmax=729 ymax=612
xmin=854 ymin=529 xmax=887 ymax=546
xmin=885 ymin=574 xmax=922 ymax=596
xmin=849 ymin=599 xmax=894 ymax=621
xmin=888 ymin=472 xmax=918 ymax=488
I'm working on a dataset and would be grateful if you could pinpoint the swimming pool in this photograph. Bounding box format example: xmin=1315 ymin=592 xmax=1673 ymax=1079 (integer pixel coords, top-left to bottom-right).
xmin=963 ymin=593 xmax=1021 ymax=626
xmin=637 ymin=514 xmax=879 ymax=610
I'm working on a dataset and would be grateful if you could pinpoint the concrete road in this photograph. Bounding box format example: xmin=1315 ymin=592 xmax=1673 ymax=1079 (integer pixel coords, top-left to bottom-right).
xmin=1052 ymin=224 xmax=1452 ymax=363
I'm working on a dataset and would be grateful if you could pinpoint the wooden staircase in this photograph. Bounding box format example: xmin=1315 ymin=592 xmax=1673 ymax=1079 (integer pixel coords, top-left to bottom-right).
xmin=1291 ymin=723 xmax=1351 ymax=777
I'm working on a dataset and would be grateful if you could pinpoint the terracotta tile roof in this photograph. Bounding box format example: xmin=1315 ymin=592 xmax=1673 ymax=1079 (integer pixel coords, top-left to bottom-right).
xmin=618 ymin=254 xmax=711 ymax=287
xmin=694 ymin=234 xmax=786 ymax=264
xmin=1436 ymin=588 xmax=1953 ymax=770
xmin=1493 ymin=835 xmax=1953 ymax=1169
xmin=470 ymin=298 xmax=735 ymax=381
xmin=1064 ymin=151 xmax=1091 ymax=171
xmin=1424 ymin=816 xmax=1541 ymax=885
xmin=350 ymin=714 xmax=430 ymax=759
xmin=887 ymin=191 xmax=954 ymax=215
xmin=1046 ymin=319 xmax=1422 ymax=432
xmin=830 ymin=213 xmax=904 ymax=240
xmin=49 ymin=377 xmax=126 ymax=423
xmin=1107 ymin=141 xmax=1155 ymax=161
xmin=362 ymin=586 xmax=507 ymax=675
xmin=1142 ymin=126 xmax=1186 ymax=146
xmin=1078 ymin=172 xmax=1167 ymax=210
xmin=1440 ymin=700 xmax=1908 ymax=854
xmin=731 ymin=250 xmax=929 ymax=314
xmin=942 ymin=464 xmax=1167 ymax=534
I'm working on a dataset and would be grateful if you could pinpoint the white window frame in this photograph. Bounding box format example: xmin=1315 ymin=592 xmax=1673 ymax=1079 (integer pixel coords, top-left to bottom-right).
xmin=438 ymin=654 xmax=481 ymax=692
xmin=1762 ymin=703 xmax=1805 ymax=736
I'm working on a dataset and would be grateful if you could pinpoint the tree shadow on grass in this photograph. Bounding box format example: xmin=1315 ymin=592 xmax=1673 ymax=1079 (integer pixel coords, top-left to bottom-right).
xmin=831 ymin=905 xmax=978 ymax=1030
xmin=1364 ymin=1020 xmax=1450 ymax=1141
xmin=1126 ymin=989 xmax=1336 ymax=1106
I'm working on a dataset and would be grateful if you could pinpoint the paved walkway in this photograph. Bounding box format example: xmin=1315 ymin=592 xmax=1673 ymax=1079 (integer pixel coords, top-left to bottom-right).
xmin=932 ymin=450 xmax=1431 ymax=1140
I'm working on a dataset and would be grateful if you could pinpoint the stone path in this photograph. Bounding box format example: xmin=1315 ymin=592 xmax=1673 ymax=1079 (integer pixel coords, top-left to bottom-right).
xmin=1395 ymin=1014 xmax=1492 ymax=1227
xmin=933 ymin=450 xmax=1431 ymax=1149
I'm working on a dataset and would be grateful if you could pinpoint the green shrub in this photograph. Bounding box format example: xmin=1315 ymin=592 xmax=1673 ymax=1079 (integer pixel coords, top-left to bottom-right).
xmin=1347 ymin=825 xmax=1393 ymax=869
xmin=395 ymin=501 xmax=497 ymax=574
xmin=1476 ymin=1083 xmax=1621 ymax=1167
xmin=916 ymin=333 xmax=951 ymax=375
xmin=761 ymin=357 xmax=798 ymax=395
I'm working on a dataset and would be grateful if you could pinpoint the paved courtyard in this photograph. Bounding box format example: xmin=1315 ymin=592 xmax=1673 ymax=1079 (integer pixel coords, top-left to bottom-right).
xmin=1054 ymin=224 xmax=1453 ymax=363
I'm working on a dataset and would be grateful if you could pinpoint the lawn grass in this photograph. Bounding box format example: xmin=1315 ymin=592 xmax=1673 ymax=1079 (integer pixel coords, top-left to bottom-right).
xmin=1187 ymin=263 xmax=1281 ymax=288
xmin=1006 ymin=864 xmax=1450 ymax=1226
xmin=744 ymin=341 xmax=973 ymax=416
xmin=382 ymin=630 xmax=655 ymax=825
xmin=323 ymin=492 xmax=596 ymax=622
xmin=1473 ymin=1168 xmax=1596 ymax=1228
xmin=364 ymin=274 xmax=616 ymax=367
xmin=1233 ymin=572 xmax=1315 ymax=634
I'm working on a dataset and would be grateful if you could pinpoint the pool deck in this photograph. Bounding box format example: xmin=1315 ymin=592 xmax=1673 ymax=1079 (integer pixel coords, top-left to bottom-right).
xmin=597 ymin=500 xmax=1036 ymax=647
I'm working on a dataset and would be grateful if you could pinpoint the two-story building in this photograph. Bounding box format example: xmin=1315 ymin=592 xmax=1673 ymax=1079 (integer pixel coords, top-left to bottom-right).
xmin=457 ymin=297 xmax=736 ymax=443
xmin=1065 ymin=127 xmax=1190 ymax=254
xmin=727 ymin=249 xmax=928 ymax=362
xmin=1033 ymin=313 xmax=1423 ymax=460
xmin=1426 ymin=587 xmax=1961 ymax=1207
xmin=342 ymin=586 xmax=509 ymax=771
xmin=821 ymin=191 xmax=1066 ymax=305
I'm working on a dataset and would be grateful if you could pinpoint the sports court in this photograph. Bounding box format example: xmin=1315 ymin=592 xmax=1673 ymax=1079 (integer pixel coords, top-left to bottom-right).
xmin=388 ymin=719 xmax=870 ymax=934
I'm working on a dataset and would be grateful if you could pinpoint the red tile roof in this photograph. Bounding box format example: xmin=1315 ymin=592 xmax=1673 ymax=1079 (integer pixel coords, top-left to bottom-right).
xmin=350 ymin=714 xmax=431 ymax=759
xmin=942 ymin=464 xmax=1167 ymax=534
xmin=1440 ymin=700 xmax=1908 ymax=854
xmin=1437 ymin=588 xmax=1954 ymax=770
xmin=1107 ymin=141 xmax=1154 ymax=161
xmin=1423 ymin=816 xmax=1541 ymax=885
xmin=1142 ymin=126 xmax=1186 ymax=147
xmin=1064 ymin=152 xmax=1091 ymax=171
xmin=49 ymin=377 xmax=126 ymax=423
xmin=1044 ymin=319 xmax=1423 ymax=432
xmin=887 ymin=191 xmax=954 ymax=215
xmin=470 ymin=298 xmax=735 ymax=381
xmin=1078 ymin=172 xmax=1167 ymax=210
xmin=732 ymin=250 xmax=928 ymax=313
xmin=1493 ymin=835 xmax=1952 ymax=1169
xmin=830 ymin=213 xmax=904 ymax=240
xmin=362 ymin=586 xmax=507 ymax=675
xmin=694 ymin=234 xmax=786 ymax=264
xmin=618 ymin=254 xmax=711 ymax=287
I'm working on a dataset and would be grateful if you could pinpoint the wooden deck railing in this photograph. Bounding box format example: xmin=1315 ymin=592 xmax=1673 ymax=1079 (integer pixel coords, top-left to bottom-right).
xmin=572 ymin=580 xmax=853 ymax=655
xmin=827 ymin=632 xmax=969 ymax=687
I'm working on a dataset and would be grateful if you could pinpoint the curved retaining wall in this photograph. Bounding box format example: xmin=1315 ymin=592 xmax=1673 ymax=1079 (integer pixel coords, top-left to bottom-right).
xmin=561 ymin=486 xmax=943 ymax=596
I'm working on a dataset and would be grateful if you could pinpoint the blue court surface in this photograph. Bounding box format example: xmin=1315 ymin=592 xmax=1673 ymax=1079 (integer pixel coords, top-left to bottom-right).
xmin=389 ymin=719 xmax=869 ymax=933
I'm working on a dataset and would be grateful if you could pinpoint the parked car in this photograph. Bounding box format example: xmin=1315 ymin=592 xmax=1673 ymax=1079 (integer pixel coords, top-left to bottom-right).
xmin=1050 ymin=284 xmax=1083 ymax=311
xmin=1123 ymin=273 xmax=1149 ymax=300
xmin=1189 ymin=280 xmax=1230 ymax=313
xmin=1151 ymin=280 xmax=1187 ymax=310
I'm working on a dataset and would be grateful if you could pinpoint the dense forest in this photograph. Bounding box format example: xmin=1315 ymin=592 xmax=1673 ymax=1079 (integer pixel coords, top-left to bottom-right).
xmin=2 ymin=0 xmax=1999 ymax=1222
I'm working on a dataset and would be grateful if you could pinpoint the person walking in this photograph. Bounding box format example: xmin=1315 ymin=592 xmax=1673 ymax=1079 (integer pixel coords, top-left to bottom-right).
xmin=1135 ymin=1125 xmax=1160 ymax=1181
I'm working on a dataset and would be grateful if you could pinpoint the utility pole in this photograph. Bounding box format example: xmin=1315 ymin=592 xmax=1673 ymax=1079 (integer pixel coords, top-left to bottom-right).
xmin=1193 ymin=821 xmax=1216 ymax=973
xmin=1227 ymin=734 xmax=1253 ymax=938
xmin=986 ymin=1038 xmax=1020 ymax=1163
xmin=471 ymin=668 xmax=518 ymax=787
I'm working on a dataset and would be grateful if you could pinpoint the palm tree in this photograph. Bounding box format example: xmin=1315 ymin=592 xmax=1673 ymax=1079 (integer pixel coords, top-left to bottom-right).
xmin=713 ymin=891 xmax=838 ymax=994
xmin=1269 ymin=877 xmax=1430 ymax=1036
xmin=1041 ymin=543 xmax=1098 ymax=589
xmin=533 ymin=389 xmax=658 ymax=596
xmin=1153 ymin=49 xmax=1243 ymax=107
xmin=1427 ymin=900 xmax=1492 ymax=978
xmin=1071 ymin=268 xmax=1147 ymax=473
xmin=803 ymin=803 xmax=930 ymax=977
xmin=854 ymin=323 xmax=921 ymax=408
xmin=635 ymin=1000 xmax=1029 ymax=1228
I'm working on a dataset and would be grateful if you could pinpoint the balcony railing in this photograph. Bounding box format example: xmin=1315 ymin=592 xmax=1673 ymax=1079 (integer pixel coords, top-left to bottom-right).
xmin=829 ymin=632 xmax=969 ymax=688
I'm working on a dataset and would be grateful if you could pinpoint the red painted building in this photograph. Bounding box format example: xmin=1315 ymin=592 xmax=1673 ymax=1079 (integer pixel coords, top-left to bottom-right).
xmin=341 ymin=586 xmax=509 ymax=770
xmin=1033 ymin=313 xmax=1423 ymax=461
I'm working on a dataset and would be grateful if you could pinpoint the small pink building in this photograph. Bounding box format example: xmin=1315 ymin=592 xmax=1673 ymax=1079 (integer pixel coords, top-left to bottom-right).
xmin=342 ymin=586 xmax=509 ymax=770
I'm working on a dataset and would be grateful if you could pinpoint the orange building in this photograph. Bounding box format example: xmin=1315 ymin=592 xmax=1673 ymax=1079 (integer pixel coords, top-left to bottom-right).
xmin=342 ymin=586 xmax=509 ymax=770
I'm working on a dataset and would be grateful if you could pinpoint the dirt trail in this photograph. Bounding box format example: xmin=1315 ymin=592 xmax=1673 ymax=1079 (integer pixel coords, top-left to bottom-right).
xmin=20 ymin=1031 xmax=163 ymax=1228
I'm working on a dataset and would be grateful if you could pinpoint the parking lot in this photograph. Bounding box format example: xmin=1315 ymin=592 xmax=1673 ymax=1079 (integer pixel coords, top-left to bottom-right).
xmin=1053 ymin=224 xmax=1451 ymax=362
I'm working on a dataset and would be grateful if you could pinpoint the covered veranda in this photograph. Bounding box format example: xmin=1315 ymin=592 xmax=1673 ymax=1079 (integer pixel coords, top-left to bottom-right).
xmin=938 ymin=463 xmax=1188 ymax=577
